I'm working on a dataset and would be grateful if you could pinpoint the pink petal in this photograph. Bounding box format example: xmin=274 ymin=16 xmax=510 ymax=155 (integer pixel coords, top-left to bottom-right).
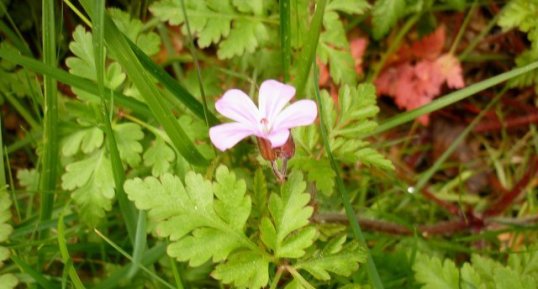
xmin=258 ymin=80 xmax=296 ymax=123
xmin=273 ymin=100 xmax=317 ymax=131
xmin=209 ymin=122 xmax=256 ymax=151
xmin=265 ymin=129 xmax=290 ymax=148
xmin=215 ymin=89 xmax=260 ymax=125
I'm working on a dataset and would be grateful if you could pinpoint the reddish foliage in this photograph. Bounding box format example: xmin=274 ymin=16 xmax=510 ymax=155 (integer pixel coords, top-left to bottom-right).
xmin=375 ymin=26 xmax=465 ymax=125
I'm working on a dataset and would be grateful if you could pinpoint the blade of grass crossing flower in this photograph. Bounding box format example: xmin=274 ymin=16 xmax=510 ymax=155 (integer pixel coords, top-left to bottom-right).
xmin=91 ymin=0 xmax=138 ymax=245
xmin=313 ymin=64 xmax=384 ymax=289
xmin=280 ymin=0 xmax=291 ymax=82
xmin=414 ymin=89 xmax=504 ymax=192
xmin=0 ymin=47 xmax=152 ymax=118
xmin=179 ymin=0 xmax=211 ymax=128
xmin=128 ymin=39 xmax=218 ymax=125
xmin=39 ymin=0 xmax=59 ymax=234
xmin=370 ymin=61 xmax=538 ymax=136
xmin=57 ymin=204 xmax=86 ymax=289
xmin=79 ymin=0 xmax=209 ymax=166
xmin=11 ymin=255 xmax=57 ymax=289
xmin=293 ymin=0 xmax=326 ymax=99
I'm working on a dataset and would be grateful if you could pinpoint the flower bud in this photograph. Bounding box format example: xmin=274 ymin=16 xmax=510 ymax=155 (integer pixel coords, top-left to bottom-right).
xmin=257 ymin=135 xmax=296 ymax=161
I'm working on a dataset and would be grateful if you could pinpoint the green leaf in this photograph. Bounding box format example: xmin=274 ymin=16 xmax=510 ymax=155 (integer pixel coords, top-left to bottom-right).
xmin=251 ymin=168 xmax=267 ymax=219
xmin=218 ymin=20 xmax=268 ymax=59
xmin=260 ymin=171 xmax=315 ymax=258
xmin=0 ymin=190 xmax=13 ymax=243
xmin=371 ymin=0 xmax=406 ymax=40
xmin=0 ymin=274 xmax=18 ymax=289
xmin=16 ymin=168 xmax=39 ymax=193
xmin=61 ymin=127 xmax=104 ymax=156
xmin=498 ymin=0 xmax=538 ymax=51
xmin=143 ymin=137 xmax=175 ymax=176
xmin=318 ymin=10 xmax=356 ymax=85
xmin=113 ymin=122 xmax=144 ymax=167
xmin=326 ymin=0 xmax=370 ymax=14
xmin=108 ymin=8 xmax=161 ymax=56
xmin=124 ymin=166 xmax=256 ymax=267
xmin=61 ymin=151 xmax=114 ymax=226
xmin=65 ymin=26 xmax=126 ymax=101
xmin=413 ymin=254 xmax=460 ymax=289
xmin=289 ymin=157 xmax=335 ymax=196
xmin=151 ymin=0 xmax=268 ymax=59
xmin=212 ymin=250 xmax=269 ymax=289
xmin=295 ymin=241 xmax=367 ymax=281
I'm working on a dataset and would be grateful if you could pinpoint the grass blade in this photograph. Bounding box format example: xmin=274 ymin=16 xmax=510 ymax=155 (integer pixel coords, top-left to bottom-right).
xmin=91 ymin=0 xmax=138 ymax=244
xmin=57 ymin=205 xmax=86 ymax=289
xmin=79 ymin=0 xmax=210 ymax=166
xmin=127 ymin=211 xmax=147 ymax=278
xmin=39 ymin=0 xmax=59 ymax=233
xmin=0 ymin=47 xmax=152 ymax=118
xmin=313 ymin=64 xmax=384 ymax=289
xmin=11 ymin=255 xmax=57 ymax=289
xmin=293 ymin=0 xmax=326 ymax=98
xmin=280 ymin=0 xmax=291 ymax=82
xmin=370 ymin=60 xmax=538 ymax=136
xmin=128 ymin=40 xmax=218 ymax=125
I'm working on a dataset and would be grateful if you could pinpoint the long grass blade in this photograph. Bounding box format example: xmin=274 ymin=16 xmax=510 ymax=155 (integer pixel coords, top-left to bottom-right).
xmin=11 ymin=255 xmax=57 ymax=289
xmin=280 ymin=0 xmax=291 ymax=82
xmin=127 ymin=211 xmax=147 ymax=278
xmin=79 ymin=0 xmax=210 ymax=166
xmin=128 ymin=40 xmax=218 ymax=125
xmin=370 ymin=60 xmax=538 ymax=136
xmin=313 ymin=64 xmax=384 ymax=289
xmin=0 ymin=47 xmax=152 ymax=118
xmin=57 ymin=205 xmax=86 ymax=289
xmin=91 ymin=0 xmax=138 ymax=244
xmin=293 ymin=0 xmax=326 ymax=98
xmin=39 ymin=0 xmax=59 ymax=233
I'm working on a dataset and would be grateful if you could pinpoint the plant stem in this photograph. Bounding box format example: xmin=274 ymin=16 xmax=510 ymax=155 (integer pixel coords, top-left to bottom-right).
xmin=449 ymin=0 xmax=478 ymax=55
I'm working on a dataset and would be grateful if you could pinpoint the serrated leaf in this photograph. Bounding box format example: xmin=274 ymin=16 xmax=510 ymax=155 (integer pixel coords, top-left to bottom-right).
xmin=498 ymin=0 xmax=538 ymax=51
xmin=143 ymin=137 xmax=175 ymax=176
xmin=218 ymin=21 xmax=268 ymax=59
xmin=232 ymin=0 xmax=263 ymax=15
xmin=108 ymin=8 xmax=161 ymax=56
xmin=124 ymin=166 xmax=255 ymax=267
xmin=62 ymin=151 xmax=115 ymax=226
xmin=413 ymin=254 xmax=460 ymax=289
xmin=295 ymin=242 xmax=366 ymax=281
xmin=65 ymin=26 xmax=126 ymax=101
xmin=16 ymin=169 xmax=39 ymax=193
xmin=260 ymin=171 xmax=315 ymax=258
xmin=372 ymin=0 xmax=406 ymax=40
xmin=212 ymin=250 xmax=269 ymax=289
xmin=62 ymin=127 xmax=104 ymax=156
xmin=289 ymin=157 xmax=335 ymax=196
xmin=114 ymin=122 xmax=144 ymax=167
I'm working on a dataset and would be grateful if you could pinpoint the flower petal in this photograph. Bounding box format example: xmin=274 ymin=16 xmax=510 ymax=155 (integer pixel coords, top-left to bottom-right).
xmin=258 ymin=80 xmax=296 ymax=122
xmin=266 ymin=129 xmax=290 ymax=148
xmin=273 ymin=100 xmax=317 ymax=131
xmin=209 ymin=122 xmax=256 ymax=151
xmin=215 ymin=89 xmax=260 ymax=125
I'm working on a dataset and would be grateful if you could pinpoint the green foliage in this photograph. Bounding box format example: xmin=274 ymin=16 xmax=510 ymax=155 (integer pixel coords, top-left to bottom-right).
xmin=0 ymin=188 xmax=18 ymax=288
xmin=499 ymin=0 xmax=538 ymax=52
xmin=295 ymin=239 xmax=367 ymax=281
xmin=125 ymin=166 xmax=365 ymax=288
xmin=108 ymin=8 xmax=161 ymax=56
xmin=318 ymin=1 xmax=369 ymax=85
xmin=499 ymin=1 xmax=538 ymax=91
xmin=143 ymin=137 xmax=175 ymax=176
xmin=260 ymin=171 xmax=316 ymax=258
xmin=372 ymin=0 xmax=406 ymax=40
xmin=293 ymin=84 xmax=393 ymax=195
xmin=150 ymin=0 xmax=270 ymax=59
xmin=414 ymin=249 xmax=538 ymax=289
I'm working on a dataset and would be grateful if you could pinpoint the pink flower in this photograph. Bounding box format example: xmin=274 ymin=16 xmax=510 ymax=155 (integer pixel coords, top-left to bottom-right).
xmin=209 ymin=80 xmax=317 ymax=151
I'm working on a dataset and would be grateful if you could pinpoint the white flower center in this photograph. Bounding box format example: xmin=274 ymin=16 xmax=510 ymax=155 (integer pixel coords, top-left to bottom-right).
xmin=260 ymin=118 xmax=271 ymax=134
